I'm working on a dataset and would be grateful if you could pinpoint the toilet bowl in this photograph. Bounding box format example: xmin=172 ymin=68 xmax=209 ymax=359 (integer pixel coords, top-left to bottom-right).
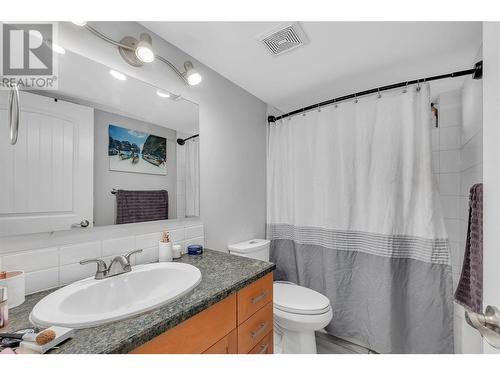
xmin=273 ymin=282 xmax=332 ymax=354
xmin=228 ymin=239 xmax=333 ymax=354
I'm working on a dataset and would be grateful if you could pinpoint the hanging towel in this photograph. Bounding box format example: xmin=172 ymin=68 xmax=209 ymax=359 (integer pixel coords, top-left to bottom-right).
xmin=115 ymin=190 xmax=168 ymax=224
xmin=455 ymin=183 xmax=483 ymax=313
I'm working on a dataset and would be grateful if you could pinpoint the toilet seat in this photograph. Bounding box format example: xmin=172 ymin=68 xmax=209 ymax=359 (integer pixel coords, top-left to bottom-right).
xmin=273 ymin=282 xmax=331 ymax=315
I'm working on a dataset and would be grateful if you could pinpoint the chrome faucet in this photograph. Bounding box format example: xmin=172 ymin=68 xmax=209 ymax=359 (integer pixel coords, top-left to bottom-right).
xmin=80 ymin=249 xmax=143 ymax=280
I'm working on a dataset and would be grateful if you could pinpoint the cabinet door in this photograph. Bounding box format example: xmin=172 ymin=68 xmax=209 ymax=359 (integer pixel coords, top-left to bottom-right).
xmin=248 ymin=331 xmax=273 ymax=354
xmin=0 ymin=91 xmax=93 ymax=236
xmin=203 ymin=329 xmax=237 ymax=354
xmin=131 ymin=294 xmax=237 ymax=354
xmin=237 ymin=302 xmax=273 ymax=353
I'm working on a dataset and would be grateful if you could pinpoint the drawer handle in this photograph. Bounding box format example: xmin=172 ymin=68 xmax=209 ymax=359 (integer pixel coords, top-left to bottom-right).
xmin=251 ymin=322 xmax=268 ymax=339
xmin=251 ymin=290 xmax=269 ymax=304
xmin=258 ymin=343 xmax=269 ymax=354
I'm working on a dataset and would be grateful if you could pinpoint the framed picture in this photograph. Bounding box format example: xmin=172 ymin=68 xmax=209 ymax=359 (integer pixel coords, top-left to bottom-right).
xmin=108 ymin=124 xmax=167 ymax=175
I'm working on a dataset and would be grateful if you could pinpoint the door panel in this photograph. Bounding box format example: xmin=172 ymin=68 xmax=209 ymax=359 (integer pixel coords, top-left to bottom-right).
xmin=481 ymin=22 xmax=500 ymax=353
xmin=0 ymin=91 xmax=93 ymax=236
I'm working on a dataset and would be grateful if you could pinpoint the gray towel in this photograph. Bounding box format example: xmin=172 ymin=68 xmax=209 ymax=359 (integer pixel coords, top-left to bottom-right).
xmin=454 ymin=183 xmax=483 ymax=313
xmin=115 ymin=190 xmax=168 ymax=224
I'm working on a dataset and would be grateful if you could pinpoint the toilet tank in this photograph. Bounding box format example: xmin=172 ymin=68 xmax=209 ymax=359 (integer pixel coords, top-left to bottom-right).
xmin=228 ymin=239 xmax=270 ymax=261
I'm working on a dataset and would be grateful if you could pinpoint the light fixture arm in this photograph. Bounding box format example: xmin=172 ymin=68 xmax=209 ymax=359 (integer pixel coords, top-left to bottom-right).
xmin=156 ymin=55 xmax=189 ymax=85
xmin=84 ymin=24 xmax=133 ymax=51
xmin=80 ymin=23 xmax=194 ymax=86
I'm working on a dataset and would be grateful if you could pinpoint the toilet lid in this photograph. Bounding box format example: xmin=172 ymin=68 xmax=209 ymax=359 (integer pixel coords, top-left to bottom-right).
xmin=273 ymin=283 xmax=331 ymax=315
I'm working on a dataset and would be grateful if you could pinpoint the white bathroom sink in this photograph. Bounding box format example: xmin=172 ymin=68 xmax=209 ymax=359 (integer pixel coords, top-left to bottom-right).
xmin=30 ymin=262 xmax=202 ymax=328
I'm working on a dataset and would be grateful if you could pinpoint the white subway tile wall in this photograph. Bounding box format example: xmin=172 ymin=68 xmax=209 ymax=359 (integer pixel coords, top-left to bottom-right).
xmin=0 ymin=222 xmax=204 ymax=295
xmin=1 ymin=247 xmax=59 ymax=272
xmin=101 ymin=236 xmax=136 ymax=257
xmin=434 ymin=63 xmax=483 ymax=354
xmin=59 ymin=241 xmax=101 ymax=266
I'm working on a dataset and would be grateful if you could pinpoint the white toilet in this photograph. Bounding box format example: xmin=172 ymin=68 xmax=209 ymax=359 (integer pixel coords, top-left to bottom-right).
xmin=228 ymin=239 xmax=333 ymax=354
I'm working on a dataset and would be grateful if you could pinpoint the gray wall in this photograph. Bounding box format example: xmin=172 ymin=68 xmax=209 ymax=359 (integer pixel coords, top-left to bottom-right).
xmin=58 ymin=22 xmax=267 ymax=251
xmin=94 ymin=109 xmax=177 ymax=226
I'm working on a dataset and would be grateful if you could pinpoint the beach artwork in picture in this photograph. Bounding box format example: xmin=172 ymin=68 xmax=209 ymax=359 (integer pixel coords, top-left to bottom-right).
xmin=108 ymin=124 xmax=167 ymax=175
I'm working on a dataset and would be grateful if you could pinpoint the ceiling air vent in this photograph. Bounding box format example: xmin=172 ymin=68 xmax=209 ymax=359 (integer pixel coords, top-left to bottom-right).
xmin=258 ymin=22 xmax=309 ymax=56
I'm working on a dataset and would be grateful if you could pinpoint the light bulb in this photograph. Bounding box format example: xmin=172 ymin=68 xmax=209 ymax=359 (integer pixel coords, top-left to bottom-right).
xmin=136 ymin=46 xmax=154 ymax=63
xmin=187 ymin=70 xmax=202 ymax=86
xmin=135 ymin=33 xmax=154 ymax=63
xmin=183 ymin=61 xmax=202 ymax=86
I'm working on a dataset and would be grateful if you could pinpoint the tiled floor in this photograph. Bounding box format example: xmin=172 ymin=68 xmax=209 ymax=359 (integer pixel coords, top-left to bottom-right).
xmin=315 ymin=331 xmax=376 ymax=354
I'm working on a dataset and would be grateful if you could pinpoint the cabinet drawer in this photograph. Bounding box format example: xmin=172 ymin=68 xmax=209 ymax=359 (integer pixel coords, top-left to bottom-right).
xmin=237 ymin=302 xmax=273 ymax=353
xmin=237 ymin=272 xmax=273 ymax=324
xmin=203 ymin=329 xmax=237 ymax=354
xmin=248 ymin=331 xmax=273 ymax=354
xmin=131 ymin=294 xmax=236 ymax=354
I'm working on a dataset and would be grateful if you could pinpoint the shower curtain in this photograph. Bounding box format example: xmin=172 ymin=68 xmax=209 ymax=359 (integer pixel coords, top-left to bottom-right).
xmin=267 ymin=84 xmax=454 ymax=353
xmin=185 ymin=137 xmax=200 ymax=217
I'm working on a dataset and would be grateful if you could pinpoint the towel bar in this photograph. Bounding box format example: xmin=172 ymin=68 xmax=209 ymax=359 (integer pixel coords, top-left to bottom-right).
xmin=8 ymin=85 xmax=20 ymax=145
xmin=465 ymin=305 xmax=500 ymax=348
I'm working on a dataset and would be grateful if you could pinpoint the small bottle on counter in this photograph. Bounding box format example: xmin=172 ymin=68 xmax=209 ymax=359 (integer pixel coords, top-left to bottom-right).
xmin=0 ymin=287 xmax=8 ymax=329
xmin=172 ymin=244 xmax=182 ymax=259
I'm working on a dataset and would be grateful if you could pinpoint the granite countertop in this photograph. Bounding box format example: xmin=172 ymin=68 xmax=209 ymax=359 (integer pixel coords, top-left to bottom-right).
xmin=6 ymin=249 xmax=275 ymax=354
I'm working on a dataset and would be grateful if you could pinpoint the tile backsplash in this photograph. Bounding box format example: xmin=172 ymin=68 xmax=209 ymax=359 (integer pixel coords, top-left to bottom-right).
xmin=0 ymin=220 xmax=204 ymax=295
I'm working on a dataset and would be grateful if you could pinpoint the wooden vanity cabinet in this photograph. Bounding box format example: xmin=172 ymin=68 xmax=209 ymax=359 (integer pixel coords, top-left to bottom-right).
xmin=130 ymin=272 xmax=273 ymax=354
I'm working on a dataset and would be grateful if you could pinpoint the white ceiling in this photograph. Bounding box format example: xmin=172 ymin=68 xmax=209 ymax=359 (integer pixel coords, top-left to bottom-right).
xmin=42 ymin=50 xmax=199 ymax=135
xmin=142 ymin=22 xmax=482 ymax=113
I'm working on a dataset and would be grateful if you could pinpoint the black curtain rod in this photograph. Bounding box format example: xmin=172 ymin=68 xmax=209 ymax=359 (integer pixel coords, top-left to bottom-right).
xmin=268 ymin=61 xmax=483 ymax=123
xmin=177 ymin=133 xmax=199 ymax=145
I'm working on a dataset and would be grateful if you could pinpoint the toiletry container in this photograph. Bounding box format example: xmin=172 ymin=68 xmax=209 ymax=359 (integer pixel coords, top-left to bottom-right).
xmin=172 ymin=244 xmax=182 ymax=259
xmin=187 ymin=245 xmax=203 ymax=257
xmin=159 ymin=241 xmax=173 ymax=262
xmin=0 ymin=271 xmax=25 ymax=308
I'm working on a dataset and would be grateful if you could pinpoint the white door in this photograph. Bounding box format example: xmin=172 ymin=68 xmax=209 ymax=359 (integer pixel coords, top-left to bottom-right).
xmin=481 ymin=21 xmax=500 ymax=354
xmin=0 ymin=90 xmax=93 ymax=236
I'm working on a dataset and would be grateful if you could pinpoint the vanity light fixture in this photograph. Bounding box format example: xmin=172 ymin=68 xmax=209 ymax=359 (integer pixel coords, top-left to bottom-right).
xmin=135 ymin=33 xmax=155 ymax=63
xmin=183 ymin=61 xmax=202 ymax=86
xmin=71 ymin=21 xmax=87 ymax=27
xmin=156 ymin=90 xmax=171 ymax=98
xmin=109 ymin=70 xmax=127 ymax=81
xmin=74 ymin=22 xmax=202 ymax=86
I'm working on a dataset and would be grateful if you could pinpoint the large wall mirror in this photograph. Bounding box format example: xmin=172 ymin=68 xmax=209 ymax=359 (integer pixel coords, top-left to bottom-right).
xmin=0 ymin=50 xmax=199 ymax=236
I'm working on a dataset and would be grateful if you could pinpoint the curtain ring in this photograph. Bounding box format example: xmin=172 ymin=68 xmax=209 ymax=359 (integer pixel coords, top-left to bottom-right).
xmin=334 ymin=99 xmax=338 ymax=108
xmin=377 ymin=88 xmax=382 ymax=99
xmin=354 ymin=93 xmax=358 ymax=104
xmin=317 ymin=103 xmax=321 ymax=112
xmin=302 ymin=108 xmax=306 ymax=116
xmin=416 ymin=79 xmax=421 ymax=92
xmin=403 ymin=81 xmax=408 ymax=93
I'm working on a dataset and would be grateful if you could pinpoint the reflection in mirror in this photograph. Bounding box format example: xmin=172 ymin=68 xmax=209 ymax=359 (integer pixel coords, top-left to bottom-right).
xmin=0 ymin=50 xmax=199 ymax=236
